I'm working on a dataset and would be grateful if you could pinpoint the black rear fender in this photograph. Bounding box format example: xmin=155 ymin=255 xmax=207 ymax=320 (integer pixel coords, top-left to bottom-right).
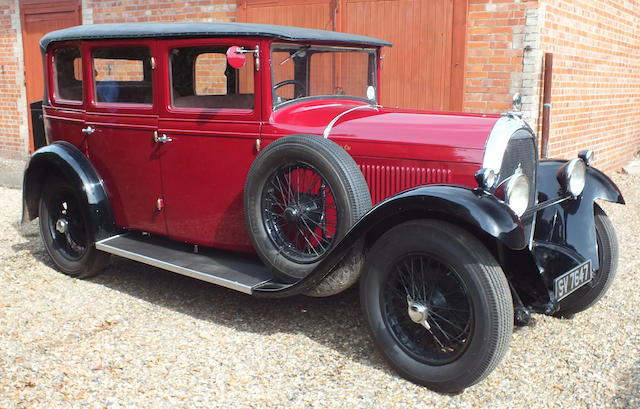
xmin=22 ymin=141 xmax=116 ymax=241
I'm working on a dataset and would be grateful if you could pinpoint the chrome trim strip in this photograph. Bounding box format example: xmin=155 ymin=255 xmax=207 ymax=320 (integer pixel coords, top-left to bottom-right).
xmin=95 ymin=237 xmax=267 ymax=294
xmin=482 ymin=115 xmax=533 ymax=173
xmin=323 ymin=104 xmax=378 ymax=138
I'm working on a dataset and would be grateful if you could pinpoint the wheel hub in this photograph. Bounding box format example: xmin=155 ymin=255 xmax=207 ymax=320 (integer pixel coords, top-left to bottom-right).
xmin=283 ymin=206 xmax=301 ymax=223
xmin=55 ymin=218 xmax=69 ymax=234
xmin=407 ymin=298 xmax=431 ymax=329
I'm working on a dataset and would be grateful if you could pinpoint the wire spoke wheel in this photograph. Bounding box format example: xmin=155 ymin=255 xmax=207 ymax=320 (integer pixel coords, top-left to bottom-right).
xmin=38 ymin=178 xmax=110 ymax=278
xmin=245 ymin=134 xmax=371 ymax=281
xmin=261 ymin=162 xmax=339 ymax=264
xmin=383 ymin=253 xmax=473 ymax=365
xmin=45 ymin=188 xmax=88 ymax=261
xmin=360 ymin=220 xmax=512 ymax=392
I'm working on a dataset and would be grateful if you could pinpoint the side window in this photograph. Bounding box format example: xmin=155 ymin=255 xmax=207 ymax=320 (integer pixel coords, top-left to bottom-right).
xmin=170 ymin=46 xmax=254 ymax=110
xmin=92 ymin=47 xmax=152 ymax=104
xmin=53 ymin=47 xmax=82 ymax=102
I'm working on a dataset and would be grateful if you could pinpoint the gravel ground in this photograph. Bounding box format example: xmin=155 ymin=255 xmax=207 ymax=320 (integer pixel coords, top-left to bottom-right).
xmin=0 ymin=172 xmax=639 ymax=409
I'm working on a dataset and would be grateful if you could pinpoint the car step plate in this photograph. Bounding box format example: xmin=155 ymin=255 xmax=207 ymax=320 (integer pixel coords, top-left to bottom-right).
xmin=96 ymin=233 xmax=272 ymax=294
xmin=554 ymin=260 xmax=593 ymax=302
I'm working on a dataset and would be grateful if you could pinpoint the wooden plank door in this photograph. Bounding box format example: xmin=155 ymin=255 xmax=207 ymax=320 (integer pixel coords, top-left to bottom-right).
xmin=21 ymin=0 xmax=81 ymax=152
xmin=237 ymin=0 xmax=334 ymax=30
xmin=336 ymin=0 xmax=467 ymax=111
xmin=237 ymin=0 xmax=467 ymax=111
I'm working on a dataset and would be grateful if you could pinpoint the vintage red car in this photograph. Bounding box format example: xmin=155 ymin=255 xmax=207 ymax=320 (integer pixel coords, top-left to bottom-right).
xmin=22 ymin=22 xmax=623 ymax=391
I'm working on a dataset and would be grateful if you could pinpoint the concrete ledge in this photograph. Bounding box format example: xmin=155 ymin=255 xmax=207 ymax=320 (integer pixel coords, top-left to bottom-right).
xmin=622 ymin=158 xmax=640 ymax=176
xmin=0 ymin=158 xmax=26 ymax=189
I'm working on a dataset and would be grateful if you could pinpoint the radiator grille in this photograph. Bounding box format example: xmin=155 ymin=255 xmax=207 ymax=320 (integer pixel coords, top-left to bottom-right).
xmin=359 ymin=164 xmax=452 ymax=205
xmin=499 ymin=130 xmax=537 ymax=209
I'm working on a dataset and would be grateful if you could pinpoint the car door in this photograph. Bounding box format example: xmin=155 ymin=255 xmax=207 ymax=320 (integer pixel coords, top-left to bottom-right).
xmin=44 ymin=42 xmax=87 ymax=150
xmin=84 ymin=40 xmax=167 ymax=235
xmin=157 ymin=38 xmax=262 ymax=252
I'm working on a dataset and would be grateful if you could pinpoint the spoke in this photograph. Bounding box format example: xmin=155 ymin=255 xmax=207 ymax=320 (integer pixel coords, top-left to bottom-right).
xmin=429 ymin=310 xmax=467 ymax=333
xmin=397 ymin=267 xmax=411 ymax=296
xmin=272 ymin=174 xmax=288 ymax=206
xmin=299 ymin=216 xmax=328 ymax=253
xmin=306 ymin=173 xmax=321 ymax=195
xmin=267 ymin=190 xmax=287 ymax=208
xmin=298 ymin=226 xmax=320 ymax=256
xmin=283 ymin=172 xmax=294 ymax=204
xmin=300 ymin=214 xmax=334 ymax=237
xmin=296 ymin=168 xmax=301 ymax=205
xmin=428 ymin=315 xmax=455 ymax=344
xmin=430 ymin=304 xmax=470 ymax=313
xmin=264 ymin=208 xmax=286 ymax=218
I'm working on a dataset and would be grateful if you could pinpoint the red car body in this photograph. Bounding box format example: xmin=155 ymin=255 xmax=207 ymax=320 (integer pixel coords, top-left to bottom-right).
xmin=43 ymin=36 xmax=497 ymax=253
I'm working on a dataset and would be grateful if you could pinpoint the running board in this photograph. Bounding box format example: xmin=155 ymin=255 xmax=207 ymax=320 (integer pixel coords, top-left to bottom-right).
xmin=96 ymin=233 xmax=272 ymax=294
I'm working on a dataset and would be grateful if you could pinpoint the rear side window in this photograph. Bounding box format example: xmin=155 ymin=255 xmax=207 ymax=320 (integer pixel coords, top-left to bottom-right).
xmin=170 ymin=46 xmax=254 ymax=110
xmin=92 ymin=47 xmax=153 ymax=104
xmin=53 ymin=47 xmax=82 ymax=102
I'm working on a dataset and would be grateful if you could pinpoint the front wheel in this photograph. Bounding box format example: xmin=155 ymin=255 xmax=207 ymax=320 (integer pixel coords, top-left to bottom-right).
xmin=360 ymin=220 xmax=513 ymax=392
xmin=38 ymin=178 xmax=110 ymax=278
xmin=554 ymin=204 xmax=618 ymax=317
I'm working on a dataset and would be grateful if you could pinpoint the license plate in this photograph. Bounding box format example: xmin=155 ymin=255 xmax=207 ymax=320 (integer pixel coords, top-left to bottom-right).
xmin=554 ymin=260 xmax=593 ymax=301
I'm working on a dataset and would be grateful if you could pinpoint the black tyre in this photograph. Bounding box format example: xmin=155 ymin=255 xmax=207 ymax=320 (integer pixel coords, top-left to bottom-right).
xmin=554 ymin=204 xmax=618 ymax=316
xmin=244 ymin=134 xmax=371 ymax=281
xmin=360 ymin=220 xmax=513 ymax=392
xmin=38 ymin=178 xmax=110 ymax=278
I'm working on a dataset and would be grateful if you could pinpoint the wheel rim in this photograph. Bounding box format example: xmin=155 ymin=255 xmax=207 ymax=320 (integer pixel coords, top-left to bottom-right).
xmin=46 ymin=189 xmax=87 ymax=261
xmin=382 ymin=253 xmax=473 ymax=365
xmin=261 ymin=161 xmax=339 ymax=264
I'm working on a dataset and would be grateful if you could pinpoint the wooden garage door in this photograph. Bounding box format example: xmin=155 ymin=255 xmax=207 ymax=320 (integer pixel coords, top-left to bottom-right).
xmin=236 ymin=0 xmax=467 ymax=111
xmin=21 ymin=0 xmax=82 ymax=152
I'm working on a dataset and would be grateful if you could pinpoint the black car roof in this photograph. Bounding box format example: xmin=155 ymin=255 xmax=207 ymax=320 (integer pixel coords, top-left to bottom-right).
xmin=40 ymin=22 xmax=392 ymax=51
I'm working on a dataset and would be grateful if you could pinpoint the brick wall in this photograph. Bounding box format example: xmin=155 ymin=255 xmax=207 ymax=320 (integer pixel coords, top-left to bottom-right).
xmin=464 ymin=0 xmax=640 ymax=172
xmin=463 ymin=0 xmax=536 ymax=114
xmin=0 ymin=0 xmax=28 ymax=160
xmin=535 ymin=0 xmax=640 ymax=172
xmin=2 ymin=0 xmax=638 ymax=171
xmin=83 ymin=0 xmax=236 ymax=24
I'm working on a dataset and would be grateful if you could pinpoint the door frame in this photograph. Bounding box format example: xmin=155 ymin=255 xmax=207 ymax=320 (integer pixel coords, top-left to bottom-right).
xmin=20 ymin=0 xmax=82 ymax=153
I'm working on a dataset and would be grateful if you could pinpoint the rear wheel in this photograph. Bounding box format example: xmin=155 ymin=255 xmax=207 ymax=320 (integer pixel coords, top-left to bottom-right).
xmin=360 ymin=220 xmax=513 ymax=392
xmin=554 ymin=204 xmax=618 ymax=316
xmin=38 ymin=178 xmax=109 ymax=278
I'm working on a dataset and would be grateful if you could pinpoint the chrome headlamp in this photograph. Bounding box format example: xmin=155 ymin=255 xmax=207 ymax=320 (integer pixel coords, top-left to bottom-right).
xmin=503 ymin=173 xmax=530 ymax=217
xmin=578 ymin=150 xmax=595 ymax=166
xmin=557 ymin=158 xmax=586 ymax=198
xmin=474 ymin=168 xmax=497 ymax=190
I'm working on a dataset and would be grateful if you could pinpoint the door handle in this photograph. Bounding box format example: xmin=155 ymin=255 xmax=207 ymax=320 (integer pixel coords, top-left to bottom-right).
xmin=81 ymin=126 xmax=95 ymax=135
xmin=153 ymin=131 xmax=173 ymax=143
xmin=154 ymin=131 xmax=173 ymax=144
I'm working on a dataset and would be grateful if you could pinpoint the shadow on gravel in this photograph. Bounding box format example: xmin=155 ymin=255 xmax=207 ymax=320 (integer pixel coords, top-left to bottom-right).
xmin=12 ymin=229 xmax=396 ymax=378
xmin=614 ymin=357 xmax=640 ymax=408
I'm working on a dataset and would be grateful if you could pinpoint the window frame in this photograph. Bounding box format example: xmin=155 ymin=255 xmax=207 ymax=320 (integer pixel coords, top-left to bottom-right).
xmin=270 ymin=42 xmax=378 ymax=110
xmin=86 ymin=40 xmax=157 ymax=114
xmin=47 ymin=42 xmax=84 ymax=108
xmin=161 ymin=37 xmax=261 ymax=118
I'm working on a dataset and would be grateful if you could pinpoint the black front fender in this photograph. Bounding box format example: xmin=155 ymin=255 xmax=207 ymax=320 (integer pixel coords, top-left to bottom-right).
xmin=534 ymin=160 xmax=624 ymax=274
xmin=22 ymin=141 xmax=116 ymax=241
xmin=254 ymin=185 xmax=526 ymax=297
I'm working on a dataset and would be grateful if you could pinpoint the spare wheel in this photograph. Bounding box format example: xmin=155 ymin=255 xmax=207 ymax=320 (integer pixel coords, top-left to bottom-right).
xmin=244 ymin=134 xmax=372 ymax=282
